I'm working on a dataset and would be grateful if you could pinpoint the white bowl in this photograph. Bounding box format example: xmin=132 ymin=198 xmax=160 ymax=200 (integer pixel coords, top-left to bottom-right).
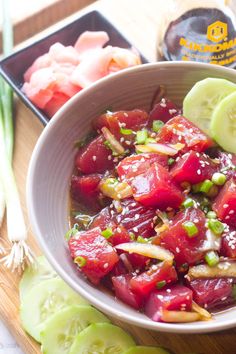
xmin=27 ymin=61 xmax=236 ymax=333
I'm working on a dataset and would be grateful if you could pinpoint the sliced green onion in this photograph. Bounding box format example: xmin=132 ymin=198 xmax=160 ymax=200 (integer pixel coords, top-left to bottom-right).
xmin=192 ymin=183 xmax=201 ymax=193
xmin=74 ymin=256 xmax=87 ymax=267
xmin=101 ymin=228 xmax=113 ymax=239
xmin=137 ymin=235 xmax=148 ymax=243
xmin=183 ymin=221 xmax=198 ymax=237
xmin=199 ymin=180 xmax=213 ymax=194
xmin=168 ymin=157 xmax=175 ymax=166
xmin=152 ymin=120 xmax=164 ymax=132
xmin=156 ymin=280 xmax=166 ymax=289
xmin=205 ymin=251 xmax=219 ymax=267
xmin=207 ymin=219 xmax=224 ymax=235
xmin=65 ymin=224 xmax=79 ymax=241
xmin=211 ymin=172 xmax=227 ymax=186
xmin=182 ymin=198 xmax=194 ymax=209
xmin=145 ymin=137 xmax=156 ymax=144
xmin=120 ymin=128 xmax=133 ymax=135
xmin=206 ymin=211 xmax=217 ymax=219
xmin=129 ymin=233 xmax=135 ymax=241
xmin=135 ymin=129 xmax=148 ymax=144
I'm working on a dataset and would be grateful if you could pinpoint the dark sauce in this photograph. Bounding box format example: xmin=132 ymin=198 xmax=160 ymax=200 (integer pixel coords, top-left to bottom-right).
xmin=162 ymin=8 xmax=236 ymax=68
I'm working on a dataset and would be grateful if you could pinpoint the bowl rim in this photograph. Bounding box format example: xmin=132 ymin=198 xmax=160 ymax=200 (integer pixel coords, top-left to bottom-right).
xmin=27 ymin=61 xmax=236 ymax=333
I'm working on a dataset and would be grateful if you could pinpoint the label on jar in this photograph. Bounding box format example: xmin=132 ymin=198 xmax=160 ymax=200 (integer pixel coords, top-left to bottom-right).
xmin=162 ymin=7 xmax=236 ymax=67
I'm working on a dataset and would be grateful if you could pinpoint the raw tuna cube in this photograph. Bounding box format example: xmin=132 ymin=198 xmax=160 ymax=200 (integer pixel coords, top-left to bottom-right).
xmin=93 ymin=110 xmax=149 ymax=147
xmin=127 ymin=253 xmax=150 ymax=270
xmin=157 ymin=116 xmax=214 ymax=153
xmin=68 ymin=227 xmax=118 ymax=284
xmin=131 ymin=163 xmax=183 ymax=209
xmin=189 ymin=278 xmax=234 ymax=309
xmin=171 ymin=151 xmax=217 ymax=185
xmin=117 ymin=153 xmax=168 ymax=181
xmin=130 ymin=261 xmax=177 ymax=298
xmin=75 ymin=135 xmax=115 ymax=174
xmin=220 ymin=228 xmax=236 ymax=258
xmin=148 ymin=98 xmax=180 ymax=125
xmin=158 ymin=208 xmax=206 ymax=266
xmin=70 ymin=174 xmax=102 ymax=212
xmin=212 ymin=178 xmax=236 ymax=226
xmin=112 ymin=199 xmax=156 ymax=238
xmin=145 ymin=285 xmax=193 ymax=322
xmin=112 ymin=274 xmax=143 ymax=309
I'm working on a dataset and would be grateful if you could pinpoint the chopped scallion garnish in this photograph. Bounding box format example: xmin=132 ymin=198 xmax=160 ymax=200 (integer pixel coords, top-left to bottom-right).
xmin=145 ymin=137 xmax=156 ymax=144
xmin=65 ymin=224 xmax=80 ymax=241
xmin=156 ymin=280 xmax=166 ymax=289
xmin=207 ymin=219 xmax=224 ymax=235
xmin=183 ymin=221 xmax=198 ymax=237
xmin=205 ymin=251 xmax=219 ymax=267
xmin=182 ymin=198 xmax=194 ymax=209
xmin=199 ymin=180 xmax=213 ymax=194
xmin=152 ymin=120 xmax=164 ymax=132
xmin=211 ymin=172 xmax=227 ymax=186
xmin=135 ymin=129 xmax=148 ymax=144
xmin=120 ymin=128 xmax=133 ymax=135
xmin=168 ymin=158 xmax=175 ymax=166
xmin=101 ymin=228 xmax=113 ymax=239
xmin=137 ymin=235 xmax=148 ymax=243
xmin=74 ymin=256 xmax=87 ymax=267
xmin=206 ymin=211 xmax=217 ymax=219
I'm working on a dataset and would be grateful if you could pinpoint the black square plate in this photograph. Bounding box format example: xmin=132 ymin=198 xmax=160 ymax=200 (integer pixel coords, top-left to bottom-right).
xmin=0 ymin=10 xmax=148 ymax=125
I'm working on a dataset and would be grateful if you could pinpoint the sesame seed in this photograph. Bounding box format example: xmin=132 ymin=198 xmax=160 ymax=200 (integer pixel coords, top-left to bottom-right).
xmin=166 ymin=289 xmax=171 ymax=293
xmin=133 ymin=227 xmax=138 ymax=233
xmin=176 ymin=247 xmax=180 ymax=253
xmin=169 ymin=109 xmax=177 ymax=114
xmin=92 ymin=155 xmax=97 ymax=161
xmin=197 ymin=169 xmax=201 ymax=175
xmin=120 ymin=137 xmax=125 ymax=143
xmin=221 ymin=296 xmax=227 ymax=301
xmin=157 ymin=295 xmax=164 ymax=299
xmin=223 ymin=204 xmax=229 ymax=208
xmin=104 ymin=263 xmax=109 ymax=269
xmin=229 ymin=210 xmax=235 ymax=214
xmin=117 ymin=227 xmax=121 ymax=233
xmin=134 ymin=214 xmax=139 ymax=220
xmin=108 ymin=155 xmax=112 ymax=160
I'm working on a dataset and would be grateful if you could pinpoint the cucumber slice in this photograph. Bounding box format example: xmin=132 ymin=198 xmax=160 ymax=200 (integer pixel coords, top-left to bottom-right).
xmin=20 ymin=278 xmax=88 ymax=342
xmin=183 ymin=78 xmax=236 ymax=135
xmin=123 ymin=347 xmax=170 ymax=354
xmin=69 ymin=323 xmax=135 ymax=354
xmin=40 ymin=305 xmax=110 ymax=354
xmin=19 ymin=255 xmax=58 ymax=300
xmin=210 ymin=91 xmax=236 ymax=153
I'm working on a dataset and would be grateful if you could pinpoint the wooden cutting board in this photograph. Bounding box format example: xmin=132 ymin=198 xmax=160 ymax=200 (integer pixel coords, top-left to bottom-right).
xmin=0 ymin=1 xmax=236 ymax=353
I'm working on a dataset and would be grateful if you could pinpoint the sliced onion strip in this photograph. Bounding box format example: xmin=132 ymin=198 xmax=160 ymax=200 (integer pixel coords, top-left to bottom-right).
xmin=192 ymin=301 xmax=212 ymax=320
xmin=116 ymin=242 xmax=174 ymax=262
xmin=187 ymin=261 xmax=236 ymax=281
xmin=161 ymin=310 xmax=201 ymax=323
xmin=101 ymin=126 xmax=125 ymax=155
xmin=135 ymin=143 xmax=178 ymax=156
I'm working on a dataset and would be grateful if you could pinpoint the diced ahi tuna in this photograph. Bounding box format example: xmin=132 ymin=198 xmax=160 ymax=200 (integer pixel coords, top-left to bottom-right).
xmin=220 ymin=228 xmax=236 ymax=258
xmin=75 ymin=135 xmax=115 ymax=174
xmin=145 ymin=285 xmax=193 ymax=322
xmin=157 ymin=116 xmax=214 ymax=153
xmin=131 ymin=163 xmax=183 ymax=209
xmin=68 ymin=227 xmax=118 ymax=285
xmin=212 ymin=178 xmax=236 ymax=226
xmin=189 ymin=278 xmax=234 ymax=309
xmin=112 ymin=274 xmax=143 ymax=309
xmin=148 ymin=98 xmax=180 ymax=125
xmin=171 ymin=151 xmax=217 ymax=185
xmin=117 ymin=153 xmax=168 ymax=181
xmin=158 ymin=208 xmax=206 ymax=266
xmin=70 ymin=174 xmax=102 ymax=212
xmin=129 ymin=261 xmax=177 ymax=298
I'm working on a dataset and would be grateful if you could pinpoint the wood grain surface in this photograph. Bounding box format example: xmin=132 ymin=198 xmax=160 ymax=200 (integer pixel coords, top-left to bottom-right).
xmin=0 ymin=1 xmax=236 ymax=353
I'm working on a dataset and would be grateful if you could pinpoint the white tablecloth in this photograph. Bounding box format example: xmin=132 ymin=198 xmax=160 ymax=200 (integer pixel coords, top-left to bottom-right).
xmin=0 ymin=321 xmax=24 ymax=354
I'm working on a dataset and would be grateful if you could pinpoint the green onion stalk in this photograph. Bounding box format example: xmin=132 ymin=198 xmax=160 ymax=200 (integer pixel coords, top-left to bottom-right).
xmin=0 ymin=0 xmax=34 ymax=270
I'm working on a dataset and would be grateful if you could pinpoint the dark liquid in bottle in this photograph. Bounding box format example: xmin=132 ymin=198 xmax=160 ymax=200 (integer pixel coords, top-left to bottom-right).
xmin=162 ymin=8 xmax=236 ymax=68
